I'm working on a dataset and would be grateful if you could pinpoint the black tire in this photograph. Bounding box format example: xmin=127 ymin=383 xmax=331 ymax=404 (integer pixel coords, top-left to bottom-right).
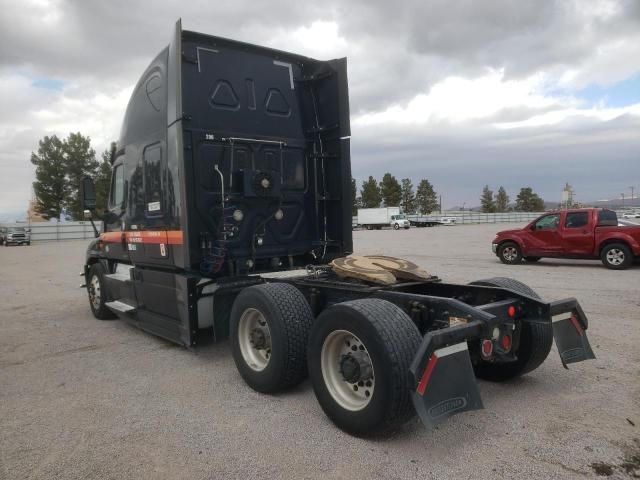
xmin=497 ymin=241 xmax=522 ymax=265
xmin=87 ymin=263 xmax=117 ymax=320
xmin=230 ymin=283 xmax=313 ymax=393
xmin=468 ymin=277 xmax=553 ymax=381
xmin=26 ymin=242 xmax=31 ymax=246
xmin=393 ymin=223 xmax=400 ymax=230
xmin=308 ymin=299 xmax=422 ymax=436
xmin=524 ymin=256 xmax=540 ymax=263
xmin=600 ymin=243 xmax=633 ymax=270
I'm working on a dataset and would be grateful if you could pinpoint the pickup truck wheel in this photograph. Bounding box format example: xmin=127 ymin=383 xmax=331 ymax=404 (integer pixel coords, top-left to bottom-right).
xmin=524 ymin=256 xmax=540 ymax=262
xmin=307 ymin=299 xmax=422 ymax=435
xmin=498 ymin=242 xmax=522 ymax=265
xmin=230 ymin=283 xmax=313 ymax=393
xmin=87 ymin=264 xmax=117 ymax=320
xmin=393 ymin=223 xmax=400 ymax=230
xmin=468 ymin=277 xmax=553 ymax=381
xmin=601 ymin=243 xmax=632 ymax=270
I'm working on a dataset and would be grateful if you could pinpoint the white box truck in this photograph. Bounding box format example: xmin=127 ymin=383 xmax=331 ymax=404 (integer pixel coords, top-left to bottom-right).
xmin=357 ymin=207 xmax=410 ymax=230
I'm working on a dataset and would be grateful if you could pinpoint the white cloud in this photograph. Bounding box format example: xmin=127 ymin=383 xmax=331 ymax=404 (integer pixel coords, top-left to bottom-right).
xmin=269 ymin=20 xmax=349 ymax=59
xmin=354 ymin=70 xmax=570 ymax=125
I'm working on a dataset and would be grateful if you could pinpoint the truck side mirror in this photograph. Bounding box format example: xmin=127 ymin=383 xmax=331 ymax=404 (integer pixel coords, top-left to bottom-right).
xmin=80 ymin=176 xmax=97 ymax=211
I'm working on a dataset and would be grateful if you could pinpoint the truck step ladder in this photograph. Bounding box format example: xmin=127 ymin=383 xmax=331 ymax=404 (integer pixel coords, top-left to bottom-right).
xmin=105 ymin=300 xmax=137 ymax=313
xmin=104 ymin=270 xmax=132 ymax=283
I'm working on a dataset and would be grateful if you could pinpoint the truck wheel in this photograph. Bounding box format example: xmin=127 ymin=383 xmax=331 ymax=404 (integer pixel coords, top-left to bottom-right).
xmin=601 ymin=243 xmax=632 ymax=270
xmin=468 ymin=277 xmax=553 ymax=381
xmin=524 ymin=256 xmax=540 ymax=262
xmin=87 ymin=263 xmax=117 ymax=320
xmin=230 ymin=283 xmax=313 ymax=393
xmin=498 ymin=242 xmax=522 ymax=265
xmin=393 ymin=223 xmax=400 ymax=230
xmin=307 ymin=299 xmax=422 ymax=435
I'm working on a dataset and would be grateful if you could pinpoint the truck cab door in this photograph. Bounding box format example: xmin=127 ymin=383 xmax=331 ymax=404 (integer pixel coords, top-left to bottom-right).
xmin=526 ymin=213 xmax=562 ymax=256
xmin=102 ymin=161 xmax=130 ymax=262
xmin=560 ymin=211 xmax=593 ymax=257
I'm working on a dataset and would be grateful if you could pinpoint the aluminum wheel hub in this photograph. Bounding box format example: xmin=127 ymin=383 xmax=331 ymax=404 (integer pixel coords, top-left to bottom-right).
xmin=89 ymin=275 xmax=101 ymax=310
xmin=503 ymin=247 xmax=518 ymax=261
xmin=321 ymin=330 xmax=375 ymax=411
xmin=606 ymin=249 xmax=625 ymax=265
xmin=238 ymin=308 xmax=271 ymax=371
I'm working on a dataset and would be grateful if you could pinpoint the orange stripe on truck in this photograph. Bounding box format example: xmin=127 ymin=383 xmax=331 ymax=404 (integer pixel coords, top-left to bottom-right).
xmin=100 ymin=230 xmax=184 ymax=245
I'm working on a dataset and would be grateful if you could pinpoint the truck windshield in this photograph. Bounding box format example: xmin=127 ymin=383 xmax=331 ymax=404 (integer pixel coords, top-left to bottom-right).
xmin=395 ymin=215 xmax=406 ymax=220
xmin=8 ymin=228 xmax=25 ymax=233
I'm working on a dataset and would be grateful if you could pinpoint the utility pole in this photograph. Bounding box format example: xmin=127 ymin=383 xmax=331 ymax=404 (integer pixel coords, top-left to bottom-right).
xmin=621 ymin=193 xmax=625 ymax=208
xmin=630 ymin=186 xmax=635 ymax=206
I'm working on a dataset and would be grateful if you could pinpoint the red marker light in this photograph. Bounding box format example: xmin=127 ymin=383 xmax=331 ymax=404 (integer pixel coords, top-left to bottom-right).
xmin=481 ymin=339 xmax=493 ymax=358
xmin=501 ymin=334 xmax=512 ymax=351
xmin=507 ymin=306 xmax=516 ymax=318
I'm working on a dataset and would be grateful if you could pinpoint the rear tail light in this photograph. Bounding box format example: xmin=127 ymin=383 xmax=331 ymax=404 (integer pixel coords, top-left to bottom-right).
xmin=481 ymin=339 xmax=493 ymax=358
xmin=507 ymin=306 xmax=516 ymax=318
xmin=501 ymin=334 xmax=512 ymax=352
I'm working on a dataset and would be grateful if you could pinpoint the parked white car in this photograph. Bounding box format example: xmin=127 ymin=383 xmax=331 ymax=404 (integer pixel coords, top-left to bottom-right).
xmin=621 ymin=212 xmax=640 ymax=219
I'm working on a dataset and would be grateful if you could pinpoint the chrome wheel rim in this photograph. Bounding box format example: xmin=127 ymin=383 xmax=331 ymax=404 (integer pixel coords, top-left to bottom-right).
xmin=89 ymin=274 xmax=101 ymax=310
xmin=502 ymin=246 xmax=518 ymax=261
xmin=321 ymin=330 xmax=375 ymax=411
xmin=606 ymin=249 xmax=625 ymax=266
xmin=238 ymin=308 xmax=271 ymax=371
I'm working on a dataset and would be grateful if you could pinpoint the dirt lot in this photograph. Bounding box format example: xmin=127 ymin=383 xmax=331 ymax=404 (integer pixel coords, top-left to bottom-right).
xmin=1 ymin=223 xmax=639 ymax=480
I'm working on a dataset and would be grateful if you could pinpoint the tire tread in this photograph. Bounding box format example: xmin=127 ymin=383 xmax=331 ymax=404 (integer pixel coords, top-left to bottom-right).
xmin=258 ymin=283 xmax=313 ymax=389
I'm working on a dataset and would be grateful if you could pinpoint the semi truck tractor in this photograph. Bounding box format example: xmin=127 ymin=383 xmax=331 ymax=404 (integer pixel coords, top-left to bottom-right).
xmin=358 ymin=207 xmax=410 ymax=230
xmin=80 ymin=20 xmax=595 ymax=435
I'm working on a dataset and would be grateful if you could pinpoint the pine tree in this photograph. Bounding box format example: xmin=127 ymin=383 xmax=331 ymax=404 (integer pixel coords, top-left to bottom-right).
xmin=361 ymin=176 xmax=382 ymax=208
xmin=64 ymin=132 xmax=98 ymax=220
xmin=31 ymin=135 xmax=67 ymax=220
xmin=495 ymin=186 xmax=509 ymax=212
xmin=415 ymin=179 xmax=438 ymax=214
xmin=400 ymin=178 xmax=416 ymax=214
xmin=515 ymin=187 xmax=545 ymax=212
xmin=480 ymin=185 xmax=496 ymax=213
xmin=380 ymin=173 xmax=401 ymax=207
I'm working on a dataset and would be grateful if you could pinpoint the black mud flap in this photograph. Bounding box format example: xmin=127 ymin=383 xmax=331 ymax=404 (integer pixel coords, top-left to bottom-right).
xmin=552 ymin=311 xmax=596 ymax=367
xmin=410 ymin=342 xmax=483 ymax=429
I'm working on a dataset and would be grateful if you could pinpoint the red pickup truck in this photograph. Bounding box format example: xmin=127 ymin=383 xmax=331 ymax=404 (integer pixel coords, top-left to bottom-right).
xmin=492 ymin=208 xmax=640 ymax=269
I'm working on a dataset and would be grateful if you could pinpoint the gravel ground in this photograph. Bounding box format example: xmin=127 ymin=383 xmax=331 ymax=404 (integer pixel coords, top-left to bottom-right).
xmin=1 ymin=223 xmax=639 ymax=480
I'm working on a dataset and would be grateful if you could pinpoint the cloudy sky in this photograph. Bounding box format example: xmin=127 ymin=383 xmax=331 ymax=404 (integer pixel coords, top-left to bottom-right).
xmin=1 ymin=0 xmax=639 ymax=220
